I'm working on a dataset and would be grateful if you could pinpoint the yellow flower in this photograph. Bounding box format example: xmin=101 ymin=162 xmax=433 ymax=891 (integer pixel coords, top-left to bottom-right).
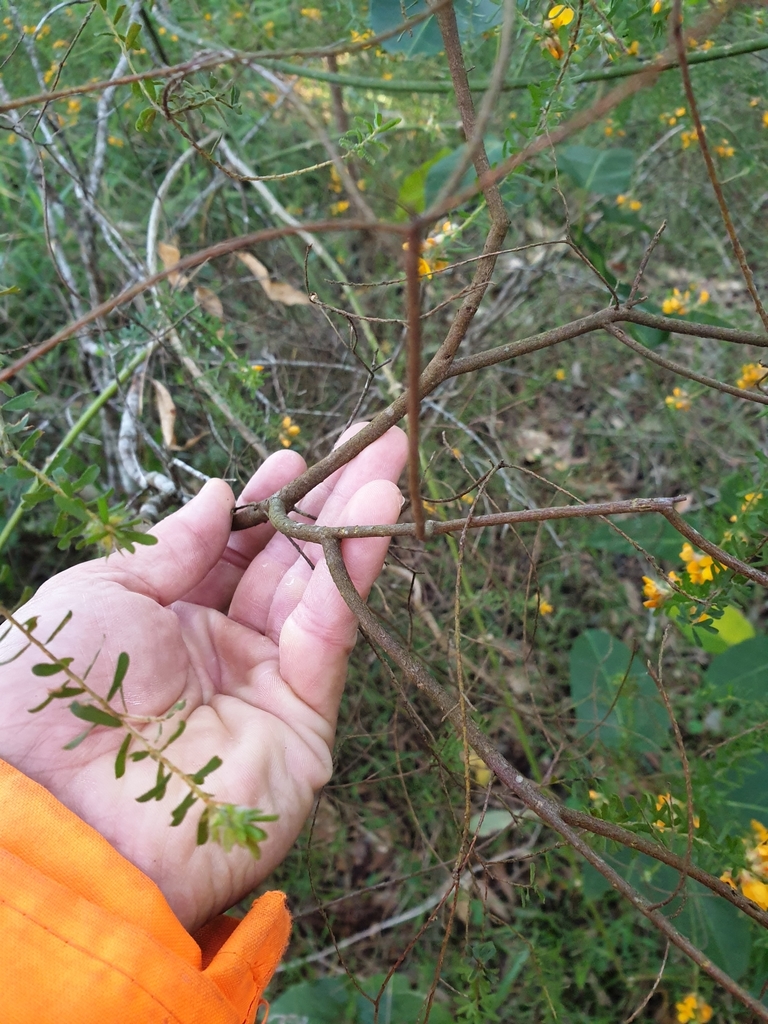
xmin=554 ymin=367 xmax=566 ymax=381
xmin=651 ymin=0 xmax=662 ymax=12
xmin=680 ymin=543 xmax=695 ymax=563
xmin=700 ymin=39 xmax=714 ymax=50
xmin=43 ymin=64 xmax=59 ymax=85
xmin=300 ymin=7 xmax=322 ymax=20
xmin=737 ymin=362 xmax=767 ymax=390
xmin=629 ymin=199 xmax=642 ymax=211
xmin=686 ymin=553 xmax=718 ymax=585
xmin=52 ymin=38 xmax=68 ymax=48
xmin=665 ymin=386 xmax=691 ymax=410
xmin=468 ymin=751 xmax=492 ymax=786
xmin=741 ymin=492 xmax=763 ymax=512
xmin=675 ymin=106 xmax=687 ymax=117
xmin=676 ymin=993 xmax=713 ymax=1023
xmin=698 ymin=289 xmax=709 ymax=304
xmin=543 ymin=36 xmax=564 ymax=59
xmin=662 ymin=288 xmax=689 ymax=315
xmin=642 ymin=577 xmax=668 ymax=609
xmin=741 ymin=876 xmax=768 ymax=909
xmin=107 ymin=135 xmax=124 ymax=147
xmin=615 ymin=193 xmax=627 ymax=205
xmin=67 ymin=98 xmax=81 ymax=114
xmin=250 ymin=364 xmax=264 ymax=372
xmin=653 ymin=819 xmax=667 ymax=832
xmin=680 ymin=128 xmax=700 ymax=150
xmin=538 ymin=599 xmax=554 ymax=616
xmin=203 ymin=11 xmax=212 ymax=20
xmin=656 ymin=792 xmax=673 ymax=811
xmin=278 ymin=415 xmax=300 ymax=447
xmin=423 ymin=501 xmax=436 ymax=514
xmin=263 ymin=20 xmax=275 ymax=38
xmin=329 ymin=200 xmax=350 ymax=216
xmin=715 ymin=139 xmax=735 ymax=158
xmin=547 ymin=4 xmax=574 ymax=28
xmin=627 ymin=40 xmax=639 ymax=55
xmin=417 ymin=256 xmax=448 ymax=279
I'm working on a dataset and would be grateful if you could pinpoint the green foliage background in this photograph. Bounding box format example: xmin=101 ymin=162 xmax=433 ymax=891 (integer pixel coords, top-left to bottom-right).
xmin=3 ymin=0 xmax=768 ymax=1020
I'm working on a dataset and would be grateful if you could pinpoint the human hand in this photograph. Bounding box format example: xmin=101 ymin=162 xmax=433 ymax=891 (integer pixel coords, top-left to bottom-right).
xmin=0 ymin=424 xmax=407 ymax=932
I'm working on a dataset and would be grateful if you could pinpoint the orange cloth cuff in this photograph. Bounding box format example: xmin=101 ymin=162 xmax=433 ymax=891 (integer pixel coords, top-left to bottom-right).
xmin=0 ymin=760 xmax=290 ymax=1024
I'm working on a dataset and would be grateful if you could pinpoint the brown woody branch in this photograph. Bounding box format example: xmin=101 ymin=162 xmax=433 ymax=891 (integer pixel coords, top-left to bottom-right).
xmin=321 ymin=537 xmax=768 ymax=1021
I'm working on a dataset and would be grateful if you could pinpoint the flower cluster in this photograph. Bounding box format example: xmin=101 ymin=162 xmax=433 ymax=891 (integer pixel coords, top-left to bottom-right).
xmin=278 ymin=415 xmax=300 ymax=448
xmin=402 ymin=221 xmax=456 ymax=279
xmin=541 ymin=4 xmax=574 ymax=60
xmin=680 ymin=542 xmax=721 ymax=585
xmin=680 ymin=126 xmax=704 ymax=150
xmin=714 ymin=138 xmax=735 ymax=158
xmin=736 ymin=362 xmax=767 ymax=390
xmin=641 ymin=574 xmax=677 ymax=609
xmin=664 ymin=386 xmax=691 ymax=410
xmin=616 ymin=194 xmax=642 ymax=211
xmin=721 ymin=819 xmax=768 ymax=911
xmin=675 ymin=993 xmax=713 ymax=1023
xmin=653 ymin=792 xmax=700 ymax=833
xmin=660 ymin=106 xmax=687 ymax=127
xmin=661 ymin=287 xmax=709 ymax=316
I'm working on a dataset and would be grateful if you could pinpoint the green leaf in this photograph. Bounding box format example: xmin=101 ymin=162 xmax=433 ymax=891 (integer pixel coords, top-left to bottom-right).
xmin=558 ymin=145 xmax=635 ymax=196
xmin=707 ymin=636 xmax=768 ymax=698
xmin=469 ymin=808 xmax=515 ymax=836
xmin=69 ymin=701 xmax=122 ymax=728
xmin=196 ymin=808 xmax=210 ymax=846
xmin=72 ymin=464 xmax=100 ymax=491
xmin=124 ymin=21 xmax=141 ymax=48
xmin=569 ymin=629 xmax=669 ymax=753
xmin=269 ymin=978 xmax=352 ymax=1024
xmin=2 ymin=391 xmax=37 ymax=412
xmin=107 ymin=652 xmax=130 ymax=700
xmin=53 ymin=494 xmax=90 ymax=521
xmin=114 ymin=733 xmax=131 ymax=778
xmin=190 ymin=755 xmax=222 ymax=784
xmin=31 ymin=660 xmax=71 ymax=677
xmin=144 ymin=78 xmax=157 ymax=103
xmin=369 ymin=0 xmax=443 ymax=55
xmin=159 ymin=718 xmax=186 ymax=751
xmin=136 ymin=765 xmax=171 ymax=803
xmin=64 ymin=727 xmax=94 ymax=750
xmin=130 ymin=750 xmax=150 ymax=762
xmin=28 ymin=685 xmax=85 ymax=713
xmin=113 ymin=4 xmax=125 ymax=24
xmin=135 ymin=107 xmax=157 ymax=133
xmin=170 ymin=791 xmax=197 ymax=826
xmin=424 ymin=137 xmax=505 ymax=210
xmin=671 ymin=604 xmax=755 ymax=654
xmin=397 ymin=148 xmax=451 ymax=214
xmin=45 ymin=609 xmax=72 ymax=643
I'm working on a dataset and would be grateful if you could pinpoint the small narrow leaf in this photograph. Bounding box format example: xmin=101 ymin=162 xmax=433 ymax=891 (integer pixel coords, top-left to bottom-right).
xmin=113 ymin=4 xmax=126 ymax=25
xmin=135 ymin=107 xmax=156 ymax=133
xmin=196 ymin=808 xmax=210 ymax=846
xmin=124 ymin=21 xmax=141 ymax=48
xmin=130 ymin=750 xmax=150 ymax=762
xmin=32 ymin=660 xmax=70 ymax=677
xmin=191 ymin=755 xmax=223 ymax=785
xmin=64 ymin=727 xmax=93 ymax=750
xmin=160 ymin=718 xmax=186 ymax=751
xmin=46 ymin=609 xmax=73 ymax=644
xmin=114 ymin=733 xmax=132 ymax=778
xmin=53 ymin=494 xmax=90 ymax=521
xmin=107 ymin=652 xmax=130 ymax=701
xmin=69 ymin=701 xmax=122 ymax=728
xmin=170 ymin=791 xmax=197 ymax=826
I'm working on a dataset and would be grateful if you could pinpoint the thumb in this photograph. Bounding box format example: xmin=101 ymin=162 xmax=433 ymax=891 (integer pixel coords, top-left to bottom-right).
xmin=85 ymin=479 xmax=235 ymax=606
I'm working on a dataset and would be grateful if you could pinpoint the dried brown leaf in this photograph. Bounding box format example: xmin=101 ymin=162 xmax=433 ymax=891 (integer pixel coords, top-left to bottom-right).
xmin=151 ymin=379 xmax=177 ymax=449
xmin=236 ymin=251 xmax=310 ymax=306
xmin=157 ymin=241 xmax=190 ymax=291
xmin=194 ymin=286 xmax=224 ymax=318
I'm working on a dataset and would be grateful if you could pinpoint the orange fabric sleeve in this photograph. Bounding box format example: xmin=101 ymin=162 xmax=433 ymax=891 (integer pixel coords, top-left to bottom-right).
xmin=0 ymin=760 xmax=291 ymax=1024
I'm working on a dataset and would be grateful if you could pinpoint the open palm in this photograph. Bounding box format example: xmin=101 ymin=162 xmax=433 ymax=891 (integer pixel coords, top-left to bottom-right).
xmin=0 ymin=425 xmax=407 ymax=932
